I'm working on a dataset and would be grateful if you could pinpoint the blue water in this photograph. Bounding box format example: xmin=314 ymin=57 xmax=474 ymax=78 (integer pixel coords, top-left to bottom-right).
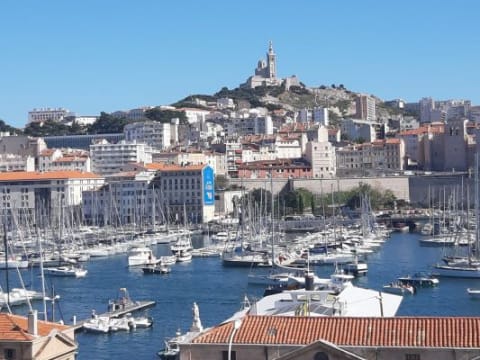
xmin=4 ymin=232 xmax=480 ymax=359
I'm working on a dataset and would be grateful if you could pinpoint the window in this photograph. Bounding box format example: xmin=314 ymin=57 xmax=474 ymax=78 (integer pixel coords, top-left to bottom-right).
xmin=4 ymin=349 xmax=15 ymax=360
xmin=222 ymin=351 xmax=236 ymax=360
xmin=405 ymin=355 xmax=420 ymax=360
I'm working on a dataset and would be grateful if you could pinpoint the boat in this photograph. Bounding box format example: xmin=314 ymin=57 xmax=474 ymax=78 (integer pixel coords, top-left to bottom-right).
xmin=128 ymin=246 xmax=159 ymax=267
xmin=383 ymin=282 xmax=415 ymax=295
xmin=433 ymin=263 xmax=480 ymax=278
xmin=83 ymin=313 xmax=110 ymax=334
xmin=342 ymin=251 xmax=368 ymax=276
xmin=157 ymin=336 xmax=181 ymax=359
xmin=467 ymin=288 xmax=480 ymax=298
xmin=131 ymin=315 xmax=154 ymax=328
xmin=44 ymin=265 xmax=88 ymax=278
xmin=159 ymin=255 xmax=177 ymax=266
xmin=142 ymin=263 xmax=171 ymax=274
xmin=175 ymin=249 xmax=192 ymax=263
xmin=397 ymin=273 xmax=439 ymax=287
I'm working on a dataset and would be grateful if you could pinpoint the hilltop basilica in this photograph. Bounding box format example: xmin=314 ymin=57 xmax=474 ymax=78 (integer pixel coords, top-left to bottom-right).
xmin=241 ymin=41 xmax=300 ymax=89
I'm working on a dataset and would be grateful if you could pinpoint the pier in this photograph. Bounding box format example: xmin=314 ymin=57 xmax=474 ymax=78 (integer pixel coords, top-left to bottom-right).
xmin=72 ymin=300 xmax=156 ymax=332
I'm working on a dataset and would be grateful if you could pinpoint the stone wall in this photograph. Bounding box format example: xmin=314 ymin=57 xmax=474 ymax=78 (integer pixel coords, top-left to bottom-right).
xmin=228 ymin=173 xmax=471 ymax=206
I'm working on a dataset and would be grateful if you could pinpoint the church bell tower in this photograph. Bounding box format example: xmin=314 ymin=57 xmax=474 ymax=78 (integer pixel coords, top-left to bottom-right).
xmin=267 ymin=41 xmax=276 ymax=80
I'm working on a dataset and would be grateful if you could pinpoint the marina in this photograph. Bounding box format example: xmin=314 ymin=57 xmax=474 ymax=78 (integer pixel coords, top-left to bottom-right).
xmin=2 ymin=230 xmax=480 ymax=358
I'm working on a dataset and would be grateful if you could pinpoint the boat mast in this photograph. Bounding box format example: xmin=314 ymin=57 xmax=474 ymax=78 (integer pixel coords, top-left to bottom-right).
xmin=475 ymin=152 xmax=479 ymax=263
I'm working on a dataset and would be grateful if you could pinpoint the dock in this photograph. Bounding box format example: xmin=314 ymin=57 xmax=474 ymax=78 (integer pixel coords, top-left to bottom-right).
xmin=71 ymin=300 xmax=156 ymax=332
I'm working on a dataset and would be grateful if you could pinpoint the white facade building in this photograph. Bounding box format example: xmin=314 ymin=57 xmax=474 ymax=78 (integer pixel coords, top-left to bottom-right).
xmin=124 ymin=121 xmax=171 ymax=150
xmin=0 ymin=170 xmax=104 ymax=226
xmin=28 ymin=108 xmax=70 ymax=124
xmin=0 ymin=154 xmax=35 ymax=172
xmin=313 ymin=107 xmax=329 ymax=126
xmin=355 ymin=95 xmax=376 ymax=122
xmin=226 ymin=116 xmax=273 ymax=137
xmin=305 ymin=141 xmax=336 ymax=178
xmin=90 ymin=140 xmax=153 ymax=175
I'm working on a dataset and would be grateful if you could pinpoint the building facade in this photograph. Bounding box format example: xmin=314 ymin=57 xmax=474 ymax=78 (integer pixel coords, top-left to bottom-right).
xmin=305 ymin=141 xmax=336 ymax=178
xmin=124 ymin=121 xmax=171 ymax=150
xmin=28 ymin=107 xmax=70 ymax=124
xmin=90 ymin=140 xmax=153 ymax=175
xmin=0 ymin=170 xmax=104 ymax=228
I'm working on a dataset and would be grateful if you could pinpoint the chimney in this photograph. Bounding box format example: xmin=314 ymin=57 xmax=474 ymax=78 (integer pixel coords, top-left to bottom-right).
xmin=28 ymin=310 xmax=38 ymax=336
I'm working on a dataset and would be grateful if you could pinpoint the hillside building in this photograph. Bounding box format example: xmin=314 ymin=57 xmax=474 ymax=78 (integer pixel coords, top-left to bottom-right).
xmin=90 ymin=139 xmax=153 ymax=175
xmin=124 ymin=121 xmax=171 ymax=150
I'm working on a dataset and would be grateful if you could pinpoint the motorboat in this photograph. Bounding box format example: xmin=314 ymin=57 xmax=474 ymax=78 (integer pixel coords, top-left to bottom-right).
xmin=131 ymin=315 xmax=154 ymax=328
xmin=83 ymin=314 xmax=110 ymax=334
xmin=397 ymin=273 xmax=439 ymax=287
xmin=383 ymin=282 xmax=415 ymax=295
xmin=159 ymin=255 xmax=177 ymax=266
xmin=142 ymin=263 xmax=171 ymax=274
xmin=128 ymin=246 xmax=159 ymax=267
xmin=157 ymin=337 xmax=180 ymax=360
xmin=175 ymin=249 xmax=192 ymax=263
xmin=44 ymin=266 xmax=88 ymax=278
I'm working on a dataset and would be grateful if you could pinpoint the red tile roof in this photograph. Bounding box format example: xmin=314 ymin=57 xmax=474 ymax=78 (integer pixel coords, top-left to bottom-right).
xmin=0 ymin=313 xmax=69 ymax=341
xmin=193 ymin=315 xmax=480 ymax=348
xmin=158 ymin=164 xmax=205 ymax=172
xmin=0 ymin=170 xmax=102 ymax=181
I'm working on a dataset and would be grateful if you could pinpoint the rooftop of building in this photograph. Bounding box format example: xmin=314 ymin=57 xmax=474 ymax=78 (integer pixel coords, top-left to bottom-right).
xmin=0 ymin=170 xmax=102 ymax=181
xmin=0 ymin=313 xmax=69 ymax=341
xmin=193 ymin=315 xmax=480 ymax=348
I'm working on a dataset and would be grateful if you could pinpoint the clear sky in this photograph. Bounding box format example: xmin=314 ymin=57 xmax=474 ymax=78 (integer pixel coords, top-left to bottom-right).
xmin=1 ymin=0 xmax=479 ymax=128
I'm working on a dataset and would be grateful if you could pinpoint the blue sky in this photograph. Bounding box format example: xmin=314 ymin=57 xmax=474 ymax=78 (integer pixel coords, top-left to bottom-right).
xmin=1 ymin=0 xmax=479 ymax=128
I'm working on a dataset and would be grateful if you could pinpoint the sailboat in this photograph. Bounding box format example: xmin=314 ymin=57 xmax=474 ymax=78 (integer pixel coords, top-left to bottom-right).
xmin=434 ymin=154 xmax=480 ymax=278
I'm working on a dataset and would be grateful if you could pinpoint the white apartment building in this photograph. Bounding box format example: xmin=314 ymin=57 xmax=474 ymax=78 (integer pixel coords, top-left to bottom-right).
xmin=355 ymin=94 xmax=376 ymax=122
xmin=273 ymin=136 xmax=302 ymax=159
xmin=226 ymin=116 xmax=273 ymax=137
xmin=217 ymin=97 xmax=235 ymax=109
xmin=177 ymin=108 xmax=210 ymax=124
xmin=39 ymin=149 xmax=91 ymax=172
xmin=420 ymin=97 xmax=435 ymax=123
xmin=90 ymin=140 xmax=152 ymax=175
xmin=341 ymin=118 xmax=378 ymax=142
xmin=28 ymin=108 xmax=70 ymax=124
xmin=313 ymin=107 xmax=329 ymax=126
xmin=0 ymin=154 xmax=35 ymax=172
xmin=305 ymin=141 xmax=336 ymax=178
xmin=0 ymin=170 xmax=104 ymax=227
xmin=82 ymin=171 xmax=156 ymax=226
xmin=124 ymin=121 xmax=171 ymax=150
xmin=111 ymin=106 xmax=154 ymax=121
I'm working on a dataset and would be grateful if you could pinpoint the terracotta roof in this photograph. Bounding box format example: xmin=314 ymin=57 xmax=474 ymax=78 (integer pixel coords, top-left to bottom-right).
xmin=144 ymin=162 xmax=168 ymax=170
xmin=39 ymin=149 xmax=57 ymax=156
xmin=158 ymin=164 xmax=205 ymax=172
xmin=53 ymin=156 xmax=87 ymax=163
xmin=0 ymin=170 xmax=102 ymax=182
xmin=0 ymin=313 xmax=69 ymax=341
xmin=193 ymin=315 xmax=480 ymax=348
xmin=385 ymin=138 xmax=401 ymax=144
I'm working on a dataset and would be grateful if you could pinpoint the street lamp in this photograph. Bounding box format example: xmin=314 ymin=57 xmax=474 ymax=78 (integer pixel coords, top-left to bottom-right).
xmin=228 ymin=319 xmax=242 ymax=360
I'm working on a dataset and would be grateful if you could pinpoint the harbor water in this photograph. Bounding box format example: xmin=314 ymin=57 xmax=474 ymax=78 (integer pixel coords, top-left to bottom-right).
xmin=4 ymin=231 xmax=480 ymax=359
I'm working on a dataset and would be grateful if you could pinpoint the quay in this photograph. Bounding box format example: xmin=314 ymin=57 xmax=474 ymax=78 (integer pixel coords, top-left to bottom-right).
xmin=71 ymin=300 xmax=156 ymax=332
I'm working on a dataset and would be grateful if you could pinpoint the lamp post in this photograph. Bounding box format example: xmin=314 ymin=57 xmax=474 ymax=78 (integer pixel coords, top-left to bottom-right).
xmin=228 ymin=319 xmax=242 ymax=360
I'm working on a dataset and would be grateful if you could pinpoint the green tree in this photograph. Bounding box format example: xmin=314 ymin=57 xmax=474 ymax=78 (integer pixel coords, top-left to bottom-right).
xmin=88 ymin=112 xmax=129 ymax=134
xmin=145 ymin=107 xmax=188 ymax=124
xmin=0 ymin=119 xmax=20 ymax=135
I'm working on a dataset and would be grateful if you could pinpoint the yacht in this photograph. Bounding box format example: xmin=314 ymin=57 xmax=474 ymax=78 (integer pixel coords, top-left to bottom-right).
xmin=127 ymin=246 xmax=159 ymax=267
xmin=44 ymin=265 xmax=88 ymax=278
